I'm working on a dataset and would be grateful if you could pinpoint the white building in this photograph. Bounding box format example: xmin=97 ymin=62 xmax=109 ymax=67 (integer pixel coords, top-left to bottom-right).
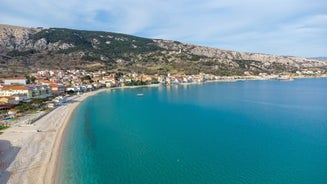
xmin=3 ymin=78 xmax=26 ymax=85
xmin=0 ymin=85 xmax=52 ymax=98
xmin=0 ymin=85 xmax=30 ymax=97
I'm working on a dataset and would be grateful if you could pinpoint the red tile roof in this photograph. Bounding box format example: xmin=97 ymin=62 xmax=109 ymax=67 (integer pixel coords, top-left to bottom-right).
xmin=2 ymin=85 xmax=28 ymax=90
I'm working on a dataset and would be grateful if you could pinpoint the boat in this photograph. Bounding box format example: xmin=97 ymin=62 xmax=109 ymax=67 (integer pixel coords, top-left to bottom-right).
xmin=136 ymin=93 xmax=144 ymax=97
xmin=277 ymin=76 xmax=294 ymax=81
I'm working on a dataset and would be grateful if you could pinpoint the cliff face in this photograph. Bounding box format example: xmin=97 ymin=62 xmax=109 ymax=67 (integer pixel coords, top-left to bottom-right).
xmin=0 ymin=25 xmax=75 ymax=52
xmin=0 ymin=24 xmax=326 ymax=77
xmin=0 ymin=24 xmax=41 ymax=51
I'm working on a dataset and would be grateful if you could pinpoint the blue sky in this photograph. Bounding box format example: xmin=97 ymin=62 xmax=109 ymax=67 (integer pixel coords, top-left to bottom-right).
xmin=0 ymin=0 xmax=326 ymax=57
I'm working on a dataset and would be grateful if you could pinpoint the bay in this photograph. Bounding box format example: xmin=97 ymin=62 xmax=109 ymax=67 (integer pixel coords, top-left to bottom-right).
xmin=58 ymin=78 xmax=327 ymax=184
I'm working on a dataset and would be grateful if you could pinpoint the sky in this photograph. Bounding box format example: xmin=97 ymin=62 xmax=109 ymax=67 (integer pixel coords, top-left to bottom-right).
xmin=0 ymin=0 xmax=326 ymax=57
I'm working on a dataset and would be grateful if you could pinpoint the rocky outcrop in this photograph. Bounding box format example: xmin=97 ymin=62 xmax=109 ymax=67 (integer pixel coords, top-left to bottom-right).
xmin=0 ymin=24 xmax=74 ymax=52
xmin=0 ymin=24 xmax=41 ymax=50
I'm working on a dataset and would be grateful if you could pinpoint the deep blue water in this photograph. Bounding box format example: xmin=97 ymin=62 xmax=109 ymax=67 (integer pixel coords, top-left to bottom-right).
xmin=58 ymin=78 xmax=327 ymax=184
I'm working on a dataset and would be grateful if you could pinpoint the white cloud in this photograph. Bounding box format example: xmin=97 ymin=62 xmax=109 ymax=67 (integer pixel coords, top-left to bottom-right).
xmin=0 ymin=0 xmax=326 ymax=57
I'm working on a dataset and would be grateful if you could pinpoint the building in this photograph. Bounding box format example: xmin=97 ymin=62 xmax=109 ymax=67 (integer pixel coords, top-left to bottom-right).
xmin=41 ymin=82 xmax=65 ymax=95
xmin=27 ymin=85 xmax=52 ymax=98
xmin=0 ymin=85 xmax=30 ymax=97
xmin=0 ymin=104 xmax=12 ymax=111
xmin=0 ymin=96 xmax=19 ymax=105
xmin=3 ymin=78 xmax=26 ymax=85
xmin=0 ymin=85 xmax=52 ymax=99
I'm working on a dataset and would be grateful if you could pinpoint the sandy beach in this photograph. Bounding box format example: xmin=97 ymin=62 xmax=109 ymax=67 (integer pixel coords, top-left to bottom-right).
xmin=0 ymin=89 xmax=106 ymax=184
xmin=0 ymin=77 xmax=325 ymax=184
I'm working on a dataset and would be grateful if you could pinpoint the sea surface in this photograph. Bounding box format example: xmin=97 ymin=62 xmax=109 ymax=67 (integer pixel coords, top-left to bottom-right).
xmin=57 ymin=78 xmax=327 ymax=184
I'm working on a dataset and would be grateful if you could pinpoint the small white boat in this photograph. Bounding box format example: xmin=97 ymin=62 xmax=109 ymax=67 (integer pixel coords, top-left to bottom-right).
xmin=136 ymin=93 xmax=144 ymax=97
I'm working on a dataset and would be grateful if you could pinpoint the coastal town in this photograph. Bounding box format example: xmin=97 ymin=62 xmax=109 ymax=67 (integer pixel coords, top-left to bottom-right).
xmin=0 ymin=69 xmax=326 ymax=128
xmin=1 ymin=0 xmax=327 ymax=181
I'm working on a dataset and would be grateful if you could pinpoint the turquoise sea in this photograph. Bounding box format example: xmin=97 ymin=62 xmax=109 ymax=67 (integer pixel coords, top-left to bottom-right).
xmin=57 ymin=78 xmax=327 ymax=184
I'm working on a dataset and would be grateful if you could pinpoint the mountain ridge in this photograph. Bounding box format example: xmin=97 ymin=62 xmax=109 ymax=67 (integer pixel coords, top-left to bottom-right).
xmin=0 ymin=24 xmax=326 ymax=77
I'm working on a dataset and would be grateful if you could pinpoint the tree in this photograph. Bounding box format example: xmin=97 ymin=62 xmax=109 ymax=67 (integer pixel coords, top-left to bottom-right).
xmin=26 ymin=75 xmax=36 ymax=84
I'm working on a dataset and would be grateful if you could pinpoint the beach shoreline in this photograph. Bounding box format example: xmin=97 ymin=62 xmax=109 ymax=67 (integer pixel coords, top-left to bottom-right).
xmin=0 ymin=88 xmax=106 ymax=184
xmin=0 ymin=76 xmax=326 ymax=183
xmin=46 ymin=90 xmax=104 ymax=184
xmin=0 ymin=85 xmax=159 ymax=184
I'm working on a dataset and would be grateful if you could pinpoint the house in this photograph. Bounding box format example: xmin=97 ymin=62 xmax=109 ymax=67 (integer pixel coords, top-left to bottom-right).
xmin=65 ymin=87 xmax=79 ymax=92
xmin=12 ymin=94 xmax=28 ymax=102
xmin=0 ymin=96 xmax=19 ymax=105
xmin=104 ymin=81 xmax=116 ymax=88
xmin=53 ymin=96 xmax=67 ymax=104
xmin=99 ymin=76 xmax=117 ymax=88
xmin=42 ymin=82 xmax=65 ymax=95
xmin=25 ymin=85 xmax=52 ymax=98
xmin=0 ymin=85 xmax=30 ymax=97
xmin=87 ymin=85 xmax=95 ymax=91
xmin=7 ymin=109 xmax=18 ymax=116
xmin=46 ymin=103 xmax=55 ymax=109
xmin=35 ymin=85 xmax=52 ymax=98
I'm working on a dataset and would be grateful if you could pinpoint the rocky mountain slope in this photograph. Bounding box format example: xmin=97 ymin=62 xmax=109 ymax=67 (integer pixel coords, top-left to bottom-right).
xmin=0 ymin=24 xmax=42 ymax=51
xmin=1 ymin=24 xmax=326 ymax=77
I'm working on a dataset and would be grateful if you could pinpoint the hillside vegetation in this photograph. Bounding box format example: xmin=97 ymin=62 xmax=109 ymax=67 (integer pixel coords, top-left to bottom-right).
xmin=0 ymin=24 xmax=326 ymax=77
